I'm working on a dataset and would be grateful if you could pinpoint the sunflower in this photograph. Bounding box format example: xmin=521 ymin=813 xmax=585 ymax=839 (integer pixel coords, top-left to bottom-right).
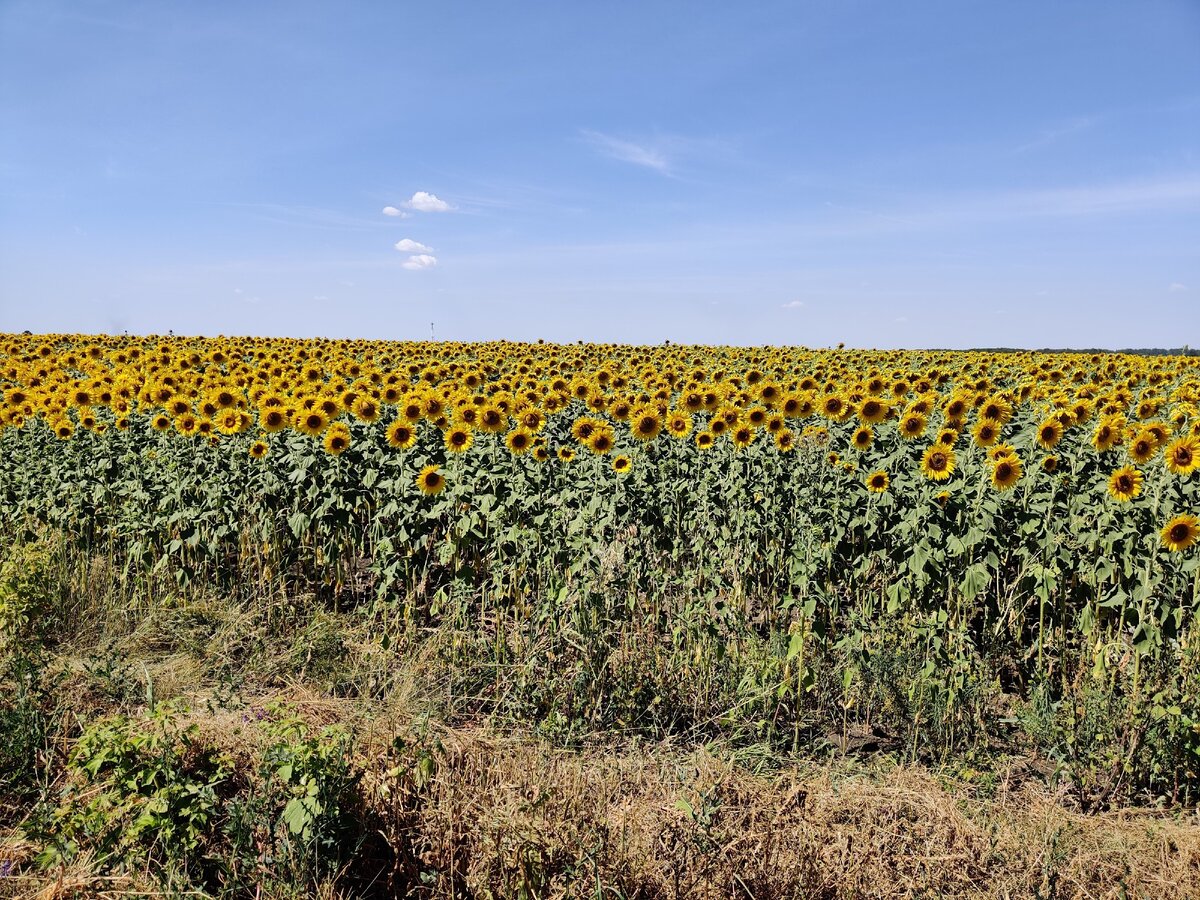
xmin=1107 ymin=466 xmax=1142 ymax=503
xmin=296 ymin=410 xmax=329 ymax=436
xmin=612 ymin=454 xmax=632 ymax=474
xmin=858 ymin=398 xmax=889 ymax=424
xmin=898 ymin=412 xmax=927 ymax=440
xmin=216 ymin=410 xmax=244 ymax=435
xmin=1128 ymin=430 xmax=1158 ymax=464
xmin=1092 ymin=420 xmax=1121 ymax=452
xmin=936 ymin=427 xmax=958 ymax=447
xmin=176 ymin=413 xmax=199 ymax=436
xmin=557 ymin=446 xmax=575 ymax=462
xmin=416 ymin=464 xmax=446 ymax=496
xmin=151 ymin=414 xmax=171 ymax=431
xmin=323 ymin=423 xmax=351 ymax=455
xmin=353 ymin=396 xmax=380 ymax=423
xmin=990 ymin=456 xmax=1022 ymax=491
xmin=386 ymin=420 xmax=417 ymax=450
xmin=1164 ymin=436 xmax=1199 ymax=476
xmin=478 ymin=406 xmax=507 ymax=434
xmin=972 ymin=418 xmax=1000 ymax=447
xmin=260 ymin=407 xmax=288 ymax=433
xmin=665 ymin=410 xmax=692 ymax=439
xmin=920 ymin=445 xmax=956 ymax=481
xmin=774 ymin=429 xmax=795 ymax=452
xmin=820 ymin=393 xmax=851 ymax=421
xmin=731 ymin=424 xmax=756 ymax=449
xmin=1041 ymin=454 xmax=1058 ymax=473
xmin=1161 ymin=514 xmax=1198 ymax=552
xmin=54 ymin=421 xmax=73 ymax=440
xmin=1036 ymin=418 xmax=1063 ymax=450
xmin=630 ymin=407 xmax=662 ymax=441
xmin=696 ymin=430 xmax=716 ymax=450
xmin=587 ymin=428 xmax=615 ymax=455
xmin=506 ymin=427 xmax=534 ymax=455
xmin=249 ymin=440 xmax=269 ymax=459
xmin=709 ymin=416 xmax=728 ymax=436
xmin=987 ymin=444 xmax=1017 ymax=463
xmin=865 ymin=470 xmax=890 ymax=493
xmin=851 ymin=426 xmax=874 ymax=451
xmin=445 ymin=426 xmax=473 ymax=453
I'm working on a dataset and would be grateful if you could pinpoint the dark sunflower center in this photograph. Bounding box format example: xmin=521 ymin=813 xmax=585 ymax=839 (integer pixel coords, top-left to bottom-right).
xmin=1170 ymin=524 xmax=1189 ymax=542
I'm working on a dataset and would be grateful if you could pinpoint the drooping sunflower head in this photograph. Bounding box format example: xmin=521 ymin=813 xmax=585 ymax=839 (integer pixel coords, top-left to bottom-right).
xmin=865 ymin=470 xmax=890 ymax=493
xmin=1107 ymin=465 xmax=1142 ymax=503
xmin=1161 ymin=513 xmax=1199 ymax=552
xmin=416 ymin=464 xmax=446 ymax=496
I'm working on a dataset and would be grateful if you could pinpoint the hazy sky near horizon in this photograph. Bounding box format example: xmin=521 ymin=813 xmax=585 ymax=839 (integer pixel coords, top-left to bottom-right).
xmin=1 ymin=1 xmax=1198 ymax=348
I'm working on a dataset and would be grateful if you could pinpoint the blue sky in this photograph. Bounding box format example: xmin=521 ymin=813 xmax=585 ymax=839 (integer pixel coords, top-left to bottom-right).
xmin=1 ymin=1 xmax=1198 ymax=348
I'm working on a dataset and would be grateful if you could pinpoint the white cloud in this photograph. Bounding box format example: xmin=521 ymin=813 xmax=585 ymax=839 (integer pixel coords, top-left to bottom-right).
xmin=394 ymin=238 xmax=433 ymax=253
xmin=401 ymin=254 xmax=438 ymax=270
xmin=581 ymin=130 xmax=671 ymax=174
xmin=781 ymin=300 xmax=805 ymax=309
xmin=1169 ymin=282 xmax=1188 ymax=292
xmin=381 ymin=205 xmax=408 ymax=217
xmin=405 ymin=191 xmax=453 ymax=212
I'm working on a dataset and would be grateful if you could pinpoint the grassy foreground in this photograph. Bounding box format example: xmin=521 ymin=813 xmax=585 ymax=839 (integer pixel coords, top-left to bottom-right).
xmin=2 ymin=535 xmax=1199 ymax=900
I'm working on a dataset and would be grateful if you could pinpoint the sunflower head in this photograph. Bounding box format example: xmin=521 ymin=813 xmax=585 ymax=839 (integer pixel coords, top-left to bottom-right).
xmin=416 ymin=464 xmax=446 ymax=496
xmin=323 ymin=423 xmax=351 ymax=455
xmin=1165 ymin=436 xmax=1199 ymax=476
xmin=506 ymin=427 xmax=534 ymax=455
xmin=696 ymin=430 xmax=716 ymax=450
xmin=612 ymin=454 xmax=632 ymax=474
xmin=1036 ymin=419 xmax=1063 ymax=450
xmin=1107 ymin=466 xmax=1142 ymax=503
xmin=557 ymin=446 xmax=575 ymax=462
xmin=445 ymin=427 xmax=473 ymax=453
xmin=991 ymin=457 xmax=1022 ymax=491
xmin=249 ymin=440 xmax=269 ymax=459
xmin=1161 ymin=514 xmax=1199 ymax=552
xmin=920 ymin=445 xmax=956 ymax=481
xmin=386 ymin=420 xmax=416 ymax=450
xmin=865 ymin=470 xmax=890 ymax=493
xmin=851 ymin=426 xmax=873 ymax=450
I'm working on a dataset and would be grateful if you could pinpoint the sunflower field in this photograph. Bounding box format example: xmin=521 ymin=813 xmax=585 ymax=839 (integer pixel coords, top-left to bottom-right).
xmin=3 ymin=333 xmax=1200 ymax=807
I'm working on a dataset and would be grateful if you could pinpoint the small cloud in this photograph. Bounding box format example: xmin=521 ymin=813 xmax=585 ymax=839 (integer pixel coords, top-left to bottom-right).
xmin=405 ymin=191 xmax=453 ymax=212
xmin=402 ymin=254 xmax=438 ymax=271
xmin=895 ymin=316 xmax=909 ymax=323
xmin=394 ymin=238 xmax=433 ymax=253
xmin=581 ymin=130 xmax=671 ymax=174
xmin=381 ymin=205 xmax=408 ymax=217
xmin=781 ymin=300 xmax=805 ymax=309
xmin=1169 ymin=282 xmax=1188 ymax=292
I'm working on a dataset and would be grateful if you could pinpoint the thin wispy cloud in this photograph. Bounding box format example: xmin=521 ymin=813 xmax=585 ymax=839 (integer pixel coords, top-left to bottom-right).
xmin=401 ymin=254 xmax=438 ymax=270
xmin=394 ymin=238 xmax=433 ymax=253
xmin=1169 ymin=282 xmax=1188 ymax=292
xmin=1013 ymin=115 xmax=1099 ymax=154
xmin=781 ymin=300 xmax=805 ymax=309
xmin=405 ymin=191 xmax=454 ymax=212
xmin=581 ymin=130 xmax=672 ymax=174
